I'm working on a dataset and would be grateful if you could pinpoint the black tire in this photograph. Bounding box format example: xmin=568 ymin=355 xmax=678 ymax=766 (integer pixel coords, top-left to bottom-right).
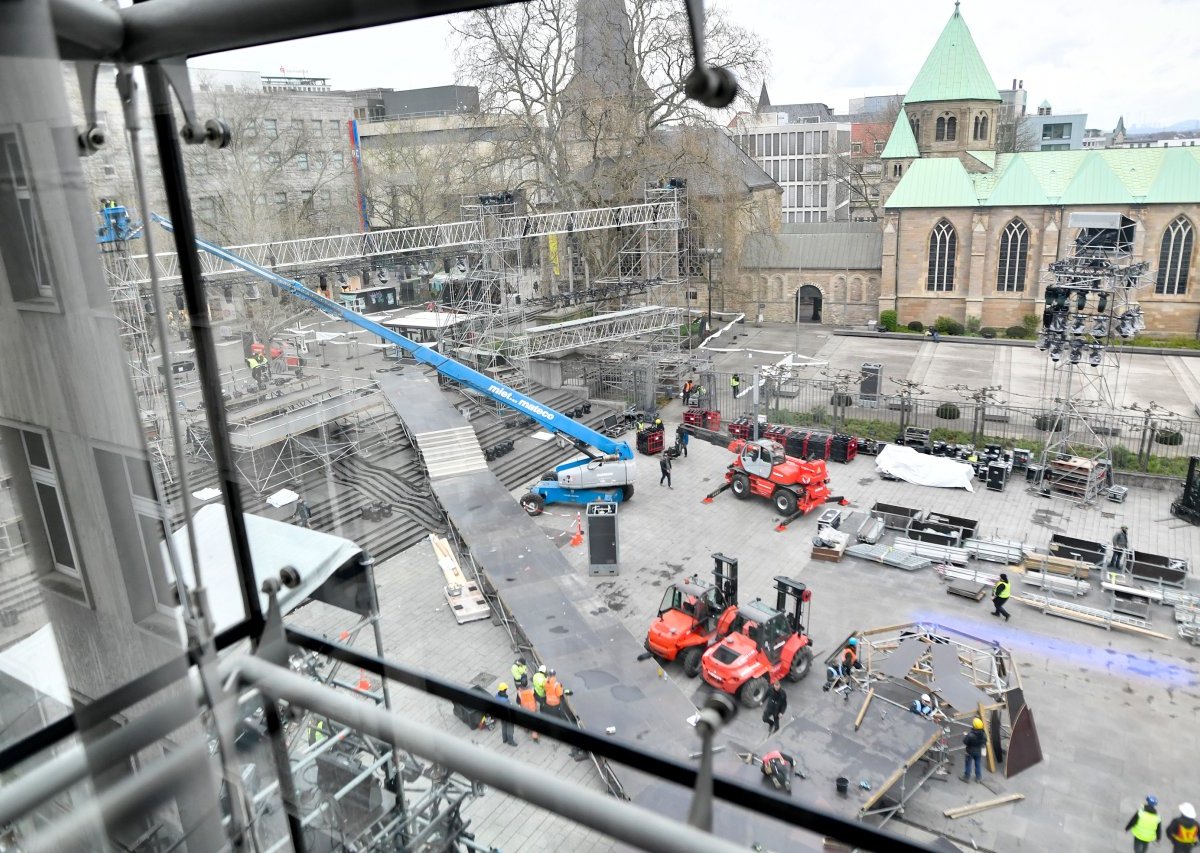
xmin=740 ymin=676 xmax=769 ymax=708
xmin=520 ymin=493 xmax=545 ymax=516
xmin=731 ymin=473 xmax=750 ymax=499
xmin=787 ymin=647 xmax=813 ymax=682
xmin=622 ymin=484 xmax=634 ymax=503
xmin=681 ymin=646 xmax=704 ymax=678
xmin=540 ymin=470 xmax=558 ymax=484
xmin=773 ymin=488 xmax=798 ymax=516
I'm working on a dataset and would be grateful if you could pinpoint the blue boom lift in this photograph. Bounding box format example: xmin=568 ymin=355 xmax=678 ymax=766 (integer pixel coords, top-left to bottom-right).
xmin=154 ymin=215 xmax=636 ymax=515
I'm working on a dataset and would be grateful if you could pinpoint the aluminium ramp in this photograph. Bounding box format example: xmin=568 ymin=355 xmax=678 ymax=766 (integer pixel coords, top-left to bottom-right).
xmin=379 ymin=372 xmax=488 ymax=480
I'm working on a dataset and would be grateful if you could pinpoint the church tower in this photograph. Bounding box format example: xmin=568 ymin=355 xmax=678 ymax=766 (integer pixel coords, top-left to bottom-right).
xmin=895 ymin=4 xmax=1000 ymax=162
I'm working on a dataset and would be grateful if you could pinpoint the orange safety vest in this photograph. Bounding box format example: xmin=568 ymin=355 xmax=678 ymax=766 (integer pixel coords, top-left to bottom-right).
xmin=545 ymin=677 xmax=563 ymax=707
xmin=1172 ymin=822 xmax=1199 ymax=844
xmin=517 ymin=686 xmax=538 ymax=713
xmin=841 ymin=647 xmax=858 ymax=667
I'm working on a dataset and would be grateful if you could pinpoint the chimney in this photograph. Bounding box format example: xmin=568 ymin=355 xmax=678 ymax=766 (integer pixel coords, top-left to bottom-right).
xmin=1019 ymin=80 xmax=1024 ymax=89
xmin=1011 ymin=78 xmax=1016 ymax=89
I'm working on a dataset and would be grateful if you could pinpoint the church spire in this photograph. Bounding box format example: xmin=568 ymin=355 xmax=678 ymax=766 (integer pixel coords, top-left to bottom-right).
xmin=758 ymin=83 xmax=771 ymax=110
xmin=568 ymin=0 xmax=648 ymax=98
xmin=903 ymin=6 xmax=999 ymax=104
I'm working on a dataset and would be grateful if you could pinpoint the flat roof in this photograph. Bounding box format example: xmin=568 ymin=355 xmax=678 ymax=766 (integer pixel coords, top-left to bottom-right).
xmin=381 ymin=311 xmax=469 ymax=330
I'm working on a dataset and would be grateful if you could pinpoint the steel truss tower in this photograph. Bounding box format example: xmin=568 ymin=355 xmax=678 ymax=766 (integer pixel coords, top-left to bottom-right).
xmin=1034 ymin=214 xmax=1149 ymax=504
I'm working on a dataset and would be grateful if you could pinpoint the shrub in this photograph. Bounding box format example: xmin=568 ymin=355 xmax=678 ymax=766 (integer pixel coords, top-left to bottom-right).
xmin=966 ymin=315 xmax=982 ymax=334
xmin=830 ymin=392 xmax=854 ymax=408
xmin=879 ymin=310 xmax=898 ymax=332
xmin=981 ymin=327 xmax=998 ymax=339
xmin=1005 ymin=325 xmax=1031 ymax=339
xmin=936 ymin=403 xmax=961 ymax=420
xmin=1033 ymin=413 xmax=1061 ymax=431
xmin=1021 ymin=313 xmax=1039 ymax=335
xmin=1155 ymin=429 xmax=1184 ymax=446
xmin=906 ymin=320 xmax=925 ymax=332
xmin=934 ymin=316 xmax=964 ymax=336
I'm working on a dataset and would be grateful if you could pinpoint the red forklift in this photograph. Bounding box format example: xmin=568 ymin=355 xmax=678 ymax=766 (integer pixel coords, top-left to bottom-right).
xmin=644 ymin=554 xmax=738 ymax=677
xmin=700 ymin=576 xmax=813 ymax=708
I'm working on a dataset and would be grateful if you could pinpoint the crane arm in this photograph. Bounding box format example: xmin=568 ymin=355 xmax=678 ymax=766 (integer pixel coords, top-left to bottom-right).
xmin=154 ymin=215 xmax=634 ymax=462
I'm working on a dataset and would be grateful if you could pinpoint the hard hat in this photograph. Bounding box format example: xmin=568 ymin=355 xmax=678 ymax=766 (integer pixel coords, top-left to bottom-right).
xmin=1147 ymin=795 xmax=1159 ymax=807
xmin=1121 ymin=525 xmax=1129 ymax=531
xmin=548 ymin=668 xmax=556 ymax=676
xmin=498 ymin=683 xmax=508 ymax=692
xmin=972 ymin=718 xmax=984 ymax=730
xmin=920 ymin=694 xmax=930 ymax=704
xmin=516 ymin=656 xmax=526 ymax=665
xmin=538 ymin=664 xmax=547 ymax=674
xmin=848 ymin=637 xmax=858 ymax=647
xmin=1181 ymin=803 xmax=1196 ymax=819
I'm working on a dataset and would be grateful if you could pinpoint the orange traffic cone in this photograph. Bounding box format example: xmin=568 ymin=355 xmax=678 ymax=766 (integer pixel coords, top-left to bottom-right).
xmin=357 ymin=670 xmax=373 ymax=692
xmin=569 ymin=513 xmax=584 ymax=547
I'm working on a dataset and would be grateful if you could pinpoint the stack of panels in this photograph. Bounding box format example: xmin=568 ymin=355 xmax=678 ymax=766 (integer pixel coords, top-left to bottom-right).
xmin=845 ymin=543 xmax=933 ymax=571
xmin=891 ymin=538 xmax=969 ymax=566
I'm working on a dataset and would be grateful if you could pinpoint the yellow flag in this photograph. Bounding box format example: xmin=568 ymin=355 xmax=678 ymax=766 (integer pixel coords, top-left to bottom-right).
xmin=548 ymin=234 xmax=561 ymax=276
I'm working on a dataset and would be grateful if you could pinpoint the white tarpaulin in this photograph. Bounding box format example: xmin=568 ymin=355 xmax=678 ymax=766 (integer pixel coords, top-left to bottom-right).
xmin=164 ymin=503 xmax=365 ymax=635
xmin=876 ymin=444 xmax=975 ymax=491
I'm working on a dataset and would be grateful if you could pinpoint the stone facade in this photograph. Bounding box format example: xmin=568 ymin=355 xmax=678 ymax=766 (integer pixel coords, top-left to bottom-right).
xmin=734 ymin=268 xmax=881 ymax=326
xmin=881 ymin=203 xmax=1200 ymax=334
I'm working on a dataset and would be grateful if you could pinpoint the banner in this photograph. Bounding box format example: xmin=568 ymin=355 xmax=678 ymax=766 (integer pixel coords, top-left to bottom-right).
xmin=548 ymin=233 xmax=561 ymax=276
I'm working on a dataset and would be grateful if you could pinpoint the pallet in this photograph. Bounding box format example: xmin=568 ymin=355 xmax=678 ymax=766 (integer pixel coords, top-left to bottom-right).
xmin=430 ymin=534 xmax=490 ymax=624
xmin=947 ymin=580 xmax=988 ymax=601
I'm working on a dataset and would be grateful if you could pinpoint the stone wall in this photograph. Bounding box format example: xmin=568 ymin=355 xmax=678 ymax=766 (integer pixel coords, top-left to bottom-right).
xmin=733 ymin=267 xmax=881 ymax=325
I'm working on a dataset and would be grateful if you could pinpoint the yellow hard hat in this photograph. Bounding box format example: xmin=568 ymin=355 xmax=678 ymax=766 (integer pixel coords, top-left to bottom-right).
xmin=973 ymin=718 xmax=984 ymax=730
xmin=498 ymin=683 xmax=508 ymax=692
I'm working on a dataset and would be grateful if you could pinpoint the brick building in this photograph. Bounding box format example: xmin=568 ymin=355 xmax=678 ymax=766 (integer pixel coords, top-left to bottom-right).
xmin=878 ymin=7 xmax=1200 ymax=333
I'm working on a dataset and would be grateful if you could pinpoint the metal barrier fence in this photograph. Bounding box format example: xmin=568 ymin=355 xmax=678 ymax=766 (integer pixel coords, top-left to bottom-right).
xmin=568 ymin=360 xmax=1200 ymax=477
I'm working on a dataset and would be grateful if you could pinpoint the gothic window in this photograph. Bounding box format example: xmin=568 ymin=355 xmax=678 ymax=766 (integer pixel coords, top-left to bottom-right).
xmin=892 ymin=163 xmax=902 ymax=178
xmin=927 ymin=219 xmax=957 ymax=291
xmin=935 ymin=117 xmax=946 ymax=141
xmin=946 ymin=116 xmax=957 ymax=141
xmin=1156 ymin=216 xmax=1194 ymax=295
xmin=910 ymin=117 xmax=920 ymax=140
xmin=997 ymin=219 xmax=1029 ymax=292
xmin=976 ymin=113 xmax=989 ymax=140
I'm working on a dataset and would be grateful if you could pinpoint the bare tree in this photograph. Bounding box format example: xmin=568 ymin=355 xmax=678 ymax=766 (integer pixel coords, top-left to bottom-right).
xmin=359 ymin=131 xmax=480 ymax=228
xmin=830 ymin=99 xmax=902 ymax=222
xmin=995 ymin=113 xmax=1041 ymax=154
xmin=185 ymin=76 xmax=359 ymax=245
xmin=449 ymin=0 xmax=768 ymax=208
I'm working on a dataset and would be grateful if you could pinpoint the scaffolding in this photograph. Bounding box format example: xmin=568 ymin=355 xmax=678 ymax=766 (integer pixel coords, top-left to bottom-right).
xmin=1034 ymin=213 xmax=1150 ymax=505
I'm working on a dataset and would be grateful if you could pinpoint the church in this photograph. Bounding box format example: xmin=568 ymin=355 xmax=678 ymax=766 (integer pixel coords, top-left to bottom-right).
xmin=877 ymin=5 xmax=1199 ymax=333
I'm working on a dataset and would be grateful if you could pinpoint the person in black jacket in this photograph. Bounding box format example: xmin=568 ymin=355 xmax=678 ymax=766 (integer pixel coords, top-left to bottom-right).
xmin=961 ymin=718 xmax=986 ymax=783
xmin=1167 ymin=802 xmax=1197 ymax=853
xmin=762 ymin=681 xmax=788 ymax=734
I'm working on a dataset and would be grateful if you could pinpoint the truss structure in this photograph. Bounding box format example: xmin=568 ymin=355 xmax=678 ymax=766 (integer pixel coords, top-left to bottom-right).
xmin=1034 ymin=214 xmax=1150 ymax=504
xmin=504 ymin=305 xmax=685 ymax=359
xmin=118 ymin=200 xmax=685 ymax=288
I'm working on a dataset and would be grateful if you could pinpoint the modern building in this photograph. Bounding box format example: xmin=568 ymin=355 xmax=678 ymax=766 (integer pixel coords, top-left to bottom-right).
xmin=1022 ymin=101 xmax=1088 ymax=151
xmin=730 ymin=89 xmax=849 ymax=223
xmin=878 ymin=6 xmax=1200 ymax=333
xmin=345 ymin=84 xmax=480 ymax=121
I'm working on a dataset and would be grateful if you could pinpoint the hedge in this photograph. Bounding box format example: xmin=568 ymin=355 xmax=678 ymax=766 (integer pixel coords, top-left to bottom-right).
xmin=1156 ymin=429 xmax=1184 ymax=446
xmin=879 ymin=310 xmax=898 ymax=332
xmin=933 ymin=316 xmax=964 ymax=336
xmin=907 ymin=320 xmax=924 ymax=332
xmin=1006 ymin=325 xmax=1032 ymax=339
xmin=936 ymin=403 xmax=961 ymax=420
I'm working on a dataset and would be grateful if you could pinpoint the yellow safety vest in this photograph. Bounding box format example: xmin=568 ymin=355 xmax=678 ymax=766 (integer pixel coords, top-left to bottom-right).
xmin=995 ymin=581 xmax=1011 ymax=600
xmin=1132 ymin=809 xmax=1161 ymax=842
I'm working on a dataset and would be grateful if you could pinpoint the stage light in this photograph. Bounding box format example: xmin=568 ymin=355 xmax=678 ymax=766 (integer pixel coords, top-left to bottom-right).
xmin=1093 ymin=316 xmax=1109 ymax=337
xmin=318 ymin=273 xmax=328 ymax=293
xmin=1055 ymin=289 xmax=1070 ymax=309
xmin=1134 ymin=308 xmax=1146 ymax=331
xmin=1088 ymin=345 xmax=1103 ymax=366
xmin=1069 ymin=340 xmax=1083 ymax=364
xmin=1050 ymin=342 xmax=1062 ymax=362
xmin=337 ymin=272 xmax=347 ymax=284
xmin=1036 ymin=331 xmax=1050 ymax=351
xmin=377 ymin=268 xmax=388 ymax=283
xmin=1070 ymin=315 xmax=1085 ymax=336
xmin=1050 ymin=313 xmax=1066 ymax=333
xmin=1075 ymin=291 xmax=1088 ymax=310
xmin=1097 ymin=293 xmax=1109 ymax=312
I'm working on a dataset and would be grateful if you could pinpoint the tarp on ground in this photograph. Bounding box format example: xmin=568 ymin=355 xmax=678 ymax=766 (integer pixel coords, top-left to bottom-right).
xmin=164 ymin=503 xmax=367 ymax=635
xmin=875 ymin=444 xmax=975 ymax=491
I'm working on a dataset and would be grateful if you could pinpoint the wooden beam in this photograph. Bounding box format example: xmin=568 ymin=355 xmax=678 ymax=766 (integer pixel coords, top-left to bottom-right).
xmin=944 ymin=793 xmax=1025 ymax=819
xmin=854 ymin=689 xmax=875 ymax=731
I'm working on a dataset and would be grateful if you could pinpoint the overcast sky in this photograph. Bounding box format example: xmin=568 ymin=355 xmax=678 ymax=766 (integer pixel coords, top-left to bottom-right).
xmin=197 ymin=0 xmax=1198 ymax=131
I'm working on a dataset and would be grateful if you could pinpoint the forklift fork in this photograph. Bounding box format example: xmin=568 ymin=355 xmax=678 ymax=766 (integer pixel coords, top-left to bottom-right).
xmin=774 ymin=495 xmax=848 ymax=532
xmin=702 ymin=481 xmax=732 ymax=504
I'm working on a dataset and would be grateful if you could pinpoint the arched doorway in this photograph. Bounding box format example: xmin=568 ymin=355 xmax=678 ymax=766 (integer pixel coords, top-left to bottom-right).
xmin=796 ymin=285 xmax=823 ymax=322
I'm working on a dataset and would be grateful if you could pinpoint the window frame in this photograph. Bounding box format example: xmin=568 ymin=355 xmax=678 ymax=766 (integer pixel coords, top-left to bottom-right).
xmin=1156 ymin=216 xmax=1194 ymax=296
xmin=263 ymin=118 xmax=279 ymax=138
xmin=0 ymin=126 xmax=59 ymax=307
xmin=8 ymin=426 xmax=84 ymax=582
xmin=996 ymin=219 xmax=1029 ymax=292
xmin=927 ymin=219 xmax=957 ymax=292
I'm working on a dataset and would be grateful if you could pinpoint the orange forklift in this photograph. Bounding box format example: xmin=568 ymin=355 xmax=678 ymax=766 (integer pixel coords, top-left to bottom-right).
xmin=700 ymin=576 xmax=813 ymax=708
xmin=644 ymin=553 xmax=738 ymax=677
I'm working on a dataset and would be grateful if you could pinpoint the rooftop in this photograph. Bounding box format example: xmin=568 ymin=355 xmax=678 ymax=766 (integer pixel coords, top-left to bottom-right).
xmin=902 ymin=7 xmax=1000 ymax=105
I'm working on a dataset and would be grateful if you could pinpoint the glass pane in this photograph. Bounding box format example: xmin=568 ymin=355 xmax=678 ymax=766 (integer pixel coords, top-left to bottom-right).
xmin=127 ymin=456 xmax=156 ymax=500
xmin=22 ymin=430 xmax=48 ymax=470
xmin=138 ymin=513 xmax=173 ymax=607
xmin=35 ymin=481 xmax=74 ymax=571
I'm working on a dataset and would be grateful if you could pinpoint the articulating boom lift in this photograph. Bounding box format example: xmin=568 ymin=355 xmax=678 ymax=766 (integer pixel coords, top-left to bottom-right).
xmin=157 ymin=215 xmax=636 ymax=511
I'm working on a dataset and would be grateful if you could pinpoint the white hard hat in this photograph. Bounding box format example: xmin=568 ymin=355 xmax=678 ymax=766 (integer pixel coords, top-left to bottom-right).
xmin=920 ymin=694 xmax=930 ymax=703
xmin=1182 ymin=803 xmax=1196 ymax=820
xmin=538 ymin=664 xmax=547 ymax=674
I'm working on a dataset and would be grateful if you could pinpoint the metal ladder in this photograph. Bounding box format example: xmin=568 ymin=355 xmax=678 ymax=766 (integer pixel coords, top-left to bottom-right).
xmin=1020 ymin=592 xmax=1152 ymax=630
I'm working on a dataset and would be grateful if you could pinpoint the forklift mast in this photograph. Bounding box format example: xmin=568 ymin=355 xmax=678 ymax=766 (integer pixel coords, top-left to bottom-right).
xmin=713 ymin=552 xmax=738 ymax=608
xmin=773 ymin=576 xmax=810 ymax=631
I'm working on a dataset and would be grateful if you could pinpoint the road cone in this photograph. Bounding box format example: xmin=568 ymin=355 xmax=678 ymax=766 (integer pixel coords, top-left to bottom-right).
xmin=569 ymin=513 xmax=584 ymax=547
xmin=357 ymin=669 xmax=373 ymax=692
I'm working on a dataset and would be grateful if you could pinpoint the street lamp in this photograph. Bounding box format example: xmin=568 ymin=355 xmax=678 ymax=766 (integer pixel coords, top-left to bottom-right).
xmin=700 ymin=246 xmax=723 ymax=336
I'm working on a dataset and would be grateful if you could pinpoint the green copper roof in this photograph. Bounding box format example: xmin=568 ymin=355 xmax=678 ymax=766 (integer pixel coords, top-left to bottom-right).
xmin=880 ymin=108 xmax=920 ymax=158
xmin=885 ymin=148 xmax=1200 ymax=208
xmin=1147 ymin=149 xmax=1200 ymax=203
xmin=903 ymin=9 xmax=1000 ymax=105
xmin=884 ymin=158 xmax=979 ymax=207
xmin=1058 ymin=154 xmax=1133 ymax=205
xmin=965 ymin=150 xmax=995 ymax=170
xmin=983 ymin=155 xmax=1047 ymax=206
